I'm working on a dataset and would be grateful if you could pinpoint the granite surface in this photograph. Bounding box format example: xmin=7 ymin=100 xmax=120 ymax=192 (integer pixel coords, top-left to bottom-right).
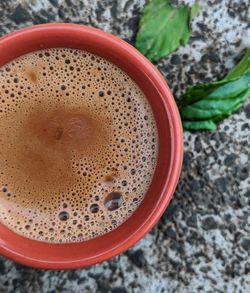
xmin=0 ymin=0 xmax=249 ymax=292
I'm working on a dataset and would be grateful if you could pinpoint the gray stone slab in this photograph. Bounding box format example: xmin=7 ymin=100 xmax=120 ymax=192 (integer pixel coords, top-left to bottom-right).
xmin=0 ymin=0 xmax=249 ymax=292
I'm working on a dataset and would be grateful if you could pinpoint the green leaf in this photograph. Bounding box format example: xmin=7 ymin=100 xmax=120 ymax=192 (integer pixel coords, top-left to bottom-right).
xmin=180 ymin=50 xmax=250 ymax=131
xmin=178 ymin=79 xmax=228 ymax=108
xmin=190 ymin=3 xmax=200 ymax=20
xmin=135 ymin=0 xmax=199 ymax=62
xmin=182 ymin=120 xmax=217 ymax=131
xmin=180 ymin=88 xmax=250 ymax=121
xmin=207 ymin=72 xmax=250 ymax=99
xmin=225 ymin=49 xmax=250 ymax=80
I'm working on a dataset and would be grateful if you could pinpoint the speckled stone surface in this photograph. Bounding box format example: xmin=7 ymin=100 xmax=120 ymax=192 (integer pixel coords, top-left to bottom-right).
xmin=0 ymin=1 xmax=249 ymax=292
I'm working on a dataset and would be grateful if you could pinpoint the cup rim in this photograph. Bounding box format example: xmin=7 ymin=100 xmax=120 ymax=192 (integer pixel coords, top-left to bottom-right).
xmin=0 ymin=23 xmax=183 ymax=269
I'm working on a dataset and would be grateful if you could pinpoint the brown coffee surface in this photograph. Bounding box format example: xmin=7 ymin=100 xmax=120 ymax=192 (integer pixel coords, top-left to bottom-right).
xmin=0 ymin=48 xmax=158 ymax=243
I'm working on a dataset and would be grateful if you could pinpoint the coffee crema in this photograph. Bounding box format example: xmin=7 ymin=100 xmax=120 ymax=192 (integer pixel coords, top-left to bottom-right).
xmin=0 ymin=48 xmax=158 ymax=243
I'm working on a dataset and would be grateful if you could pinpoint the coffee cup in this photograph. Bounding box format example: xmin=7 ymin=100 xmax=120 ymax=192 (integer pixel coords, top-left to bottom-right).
xmin=0 ymin=24 xmax=183 ymax=269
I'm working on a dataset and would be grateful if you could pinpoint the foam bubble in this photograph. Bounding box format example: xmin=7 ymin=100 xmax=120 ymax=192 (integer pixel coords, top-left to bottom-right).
xmin=0 ymin=48 xmax=158 ymax=243
xmin=104 ymin=192 xmax=123 ymax=211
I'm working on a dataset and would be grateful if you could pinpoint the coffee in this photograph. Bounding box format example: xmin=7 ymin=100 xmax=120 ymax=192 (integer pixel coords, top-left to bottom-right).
xmin=0 ymin=48 xmax=158 ymax=243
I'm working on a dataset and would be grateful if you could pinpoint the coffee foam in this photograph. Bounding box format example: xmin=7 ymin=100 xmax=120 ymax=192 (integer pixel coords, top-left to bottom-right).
xmin=0 ymin=48 xmax=158 ymax=243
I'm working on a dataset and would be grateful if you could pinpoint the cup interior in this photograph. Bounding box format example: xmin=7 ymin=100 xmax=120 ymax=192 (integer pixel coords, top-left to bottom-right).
xmin=0 ymin=24 xmax=183 ymax=269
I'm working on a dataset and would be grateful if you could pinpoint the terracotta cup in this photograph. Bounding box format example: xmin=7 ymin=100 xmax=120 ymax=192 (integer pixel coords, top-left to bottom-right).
xmin=0 ymin=24 xmax=183 ymax=269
